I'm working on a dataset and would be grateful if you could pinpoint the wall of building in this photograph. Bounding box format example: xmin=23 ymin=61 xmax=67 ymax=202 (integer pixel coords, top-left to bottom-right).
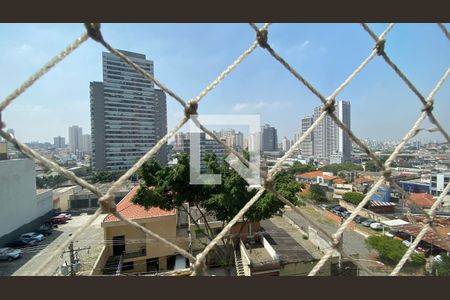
xmin=0 ymin=159 xmax=53 ymax=244
xmin=53 ymin=186 xmax=83 ymax=211
xmin=36 ymin=189 xmax=53 ymax=217
xmin=102 ymin=214 xmax=189 ymax=273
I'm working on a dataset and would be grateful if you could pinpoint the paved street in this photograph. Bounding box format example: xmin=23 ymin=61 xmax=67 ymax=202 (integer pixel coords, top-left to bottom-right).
xmin=283 ymin=205 xmax=392 ymax=275
xmin=0 ymin=212 xmax=105 ymax=276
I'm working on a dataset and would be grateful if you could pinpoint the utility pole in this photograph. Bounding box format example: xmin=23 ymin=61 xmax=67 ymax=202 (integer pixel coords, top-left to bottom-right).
xmin=62 ymin=238 xmax=91 ymax=276
xmin=69 ymin=241 xmax=76 ymax=276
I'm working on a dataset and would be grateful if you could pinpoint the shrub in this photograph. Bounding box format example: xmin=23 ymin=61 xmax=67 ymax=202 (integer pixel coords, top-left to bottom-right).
xmin=365 ymin=235 xmax=406 ymax=265
xmin=342 ymin=192 xmax=365 ymax=206
xmin=411 ymin=253 xmax=426 ymax=266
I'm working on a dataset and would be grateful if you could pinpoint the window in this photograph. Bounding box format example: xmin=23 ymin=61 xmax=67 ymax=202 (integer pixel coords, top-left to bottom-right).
xmin=122 ymin=261 xmax=134 ymax=271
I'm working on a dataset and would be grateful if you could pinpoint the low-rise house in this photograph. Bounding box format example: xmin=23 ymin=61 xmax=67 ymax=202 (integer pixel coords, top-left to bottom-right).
xmin=333 ymin=184 xmax=354 ymax=200
xmin=96 ymin=186 xmax=190 ymax=275
xmin=295 ymin=171 xmax=338 ymax=191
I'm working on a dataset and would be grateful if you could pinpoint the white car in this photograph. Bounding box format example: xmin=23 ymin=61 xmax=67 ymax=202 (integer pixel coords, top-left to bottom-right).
xmin=370 ymin=222 xmax=384 ymax=231
xmin=20 ymin=232 xmax=45 ymax=243
xmin=58 ymin=213 xmax=72 ymax=220
xmin=0 ymin=247 xmax=22 ymax=261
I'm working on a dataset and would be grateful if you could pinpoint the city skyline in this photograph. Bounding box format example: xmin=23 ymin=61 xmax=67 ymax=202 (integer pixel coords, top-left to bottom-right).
xmin=0 ymin=23 xmax=449 ymax=144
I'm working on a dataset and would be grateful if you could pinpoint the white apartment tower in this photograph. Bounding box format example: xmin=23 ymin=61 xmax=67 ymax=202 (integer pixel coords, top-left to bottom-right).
xmin=302 ymin=101 xmax=351 ymax=162
xmin=90 ymin=50 xmax=167 ymax=170
xmin=68 ymin=125 xmax=83 ymax=153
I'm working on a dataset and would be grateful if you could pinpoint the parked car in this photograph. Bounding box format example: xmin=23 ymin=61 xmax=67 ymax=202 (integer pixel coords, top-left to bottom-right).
xmin=384 ymin=230 xmax=399 ymax=238
xmin=370 ymin=222 xmax=384 ymax=231
xmin=341 ymin=211 xmax=352 ymax=219
xmin=336 ymin=206 xmax=347 ymax=212
xmin=0 ymin=247 xmax=22 ymax=261
xmin=57 ymin=213 xmax=72 ymax=220
xmin=320 ymin=204 xmax=328 ymax=210
xmin=36 ymin=223 xmax=53 ymax=236
xmin=353 ymin=215 xmax=364 ymax=224
xmin=361 ymin=219 xmax=375 ymax=227
xmin=51 ymin=215 xmax=67 ymax=225
xmin=20 ymin=232 xmax=45 ymax=243
xmin=6 ymin=239 xmax=37 ymax=248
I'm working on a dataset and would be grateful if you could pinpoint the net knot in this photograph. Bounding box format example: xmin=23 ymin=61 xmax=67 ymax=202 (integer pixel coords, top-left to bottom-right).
xmin=256 ymin=29 xmax=269 ymax=49
xmin=263 ymin=177 xmax=274 ymax=190
xmin=375 ymin=39 xmax=386 ymax=56
xmin=382 ymin=167 xmax=392 ymax=179
xmin=84 ymin=23 xmax=103 ymax=43
xmin=184 ymin=101 xmax=198 ymax=118
xmin=322 ymin=98 xmax=336 ymax=114
xmin=421 ymin=101 xmax=434 ymax=113
xmin=193 ymin=254 xmax=207 ymax=275
xmin=99 ymin=194 xmax=117 ymax=213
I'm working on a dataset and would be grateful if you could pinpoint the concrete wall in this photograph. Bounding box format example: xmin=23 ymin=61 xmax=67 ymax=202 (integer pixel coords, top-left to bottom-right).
xmin=239 ymin=240 xmax=252 ymax=276
xmin=36 ymin=190 xmax=53 ymax=217
xmin=91 ymin=245 xmax=109 ymax=275
xmin=0 ymin=159 xmax=53 ymax=244
xmin=53 ymin=186 xmax=82 ymax=211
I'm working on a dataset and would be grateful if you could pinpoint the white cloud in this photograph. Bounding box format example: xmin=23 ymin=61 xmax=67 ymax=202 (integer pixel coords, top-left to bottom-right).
xmin=19 ymin=44 xmax=33 ymax=52
xmin=300 ymin=40 xmax=310 ymax=48
xmin=232 ymin=101 xmax=288 ymax=112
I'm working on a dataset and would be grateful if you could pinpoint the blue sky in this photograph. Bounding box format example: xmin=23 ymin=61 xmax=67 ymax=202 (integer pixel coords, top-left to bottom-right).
xmin=0 ymin=23 xmax=449 ymax=143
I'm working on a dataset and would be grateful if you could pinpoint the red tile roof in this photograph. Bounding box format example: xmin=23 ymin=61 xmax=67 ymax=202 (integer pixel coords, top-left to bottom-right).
xmin=406 ymin=193 xmax=435 ymax=208
xmin=296 ymin=170 xmax=323 ymax=179
xmin=354 ymin=177 xmax=374 ymax=184
xmin=333 ymin=178 xmax=347 ymax=184
xmin=103 ymin=186 xmax=176 ymax=223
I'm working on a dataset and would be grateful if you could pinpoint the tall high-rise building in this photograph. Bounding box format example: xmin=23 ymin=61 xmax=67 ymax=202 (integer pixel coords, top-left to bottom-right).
xmin=235 ymin=131 xmax=244 ymax=152
xmin=248 ymin=132 xmax=260 ymax=154
xmin=68 ymin=125 xmax=83 ymax=153
xmin=281 ymin=136 xmax=291 ymax=151
xmin=300 ymin=116 xmax=314 ymax=157
xmin=53 ymin=136 xmax=66 ymax=149
xmin=81 ymin=134 xmax=92 ymax=153
xmin=303 ymin=100 xmax=351 ymax=162
xmin=261 ymin=124 xmax=278 ymax=152
xmin=90 ymin=50 xmax=167 ymax=170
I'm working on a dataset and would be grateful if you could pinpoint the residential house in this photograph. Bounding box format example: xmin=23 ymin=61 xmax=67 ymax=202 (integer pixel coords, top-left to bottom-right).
xmin=95 ymin=186 xmax=190 ymax=275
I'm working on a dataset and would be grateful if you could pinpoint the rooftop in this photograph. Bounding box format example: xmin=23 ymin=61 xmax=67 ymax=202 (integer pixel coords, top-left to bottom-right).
xmin=261 ymin=220 xmax=315 ymax=263
xmin=103 ymin=186 xmax=176 ymax=223
xmin=406 ymin=193 xmax=435 ymax=208
xmin=393 ymin=224 xmax=450 ymax=252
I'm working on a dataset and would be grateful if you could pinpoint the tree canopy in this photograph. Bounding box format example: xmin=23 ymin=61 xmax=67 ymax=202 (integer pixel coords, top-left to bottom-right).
xmin=366 ymin=235 xmax=424 ymax=266
xmin=132 ymin=151 xmax=302 ymax=223
xmin=309 ymin=184 xmax=328 ymax=202
xmin=287 ymin=161 xmax=316 ymax=175
xmin=342 ymin=192 xmax=365 ymax=206
xmin=319 ymin=162 xmax=363 ymax=174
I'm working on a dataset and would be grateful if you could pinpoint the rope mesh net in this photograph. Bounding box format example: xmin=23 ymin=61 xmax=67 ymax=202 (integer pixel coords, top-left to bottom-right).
xmin=0 ymin=23 xmax=449 ymax=276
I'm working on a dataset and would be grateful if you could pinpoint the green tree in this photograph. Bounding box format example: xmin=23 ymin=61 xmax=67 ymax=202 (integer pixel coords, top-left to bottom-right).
xmin=342 ymin=192 xmax=365 ymax=206
xmin=435 ymin=254 xmax=450 ymax=276
xmin=287 ymin=161 xmax=316 ymax=176
xmin=319 ymin=162 xmax=363 ymax=174
xmin=309 ymin=184 xmax=328 ymax=202
xmin=365 ymin=160 xmax=382 ymax=172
